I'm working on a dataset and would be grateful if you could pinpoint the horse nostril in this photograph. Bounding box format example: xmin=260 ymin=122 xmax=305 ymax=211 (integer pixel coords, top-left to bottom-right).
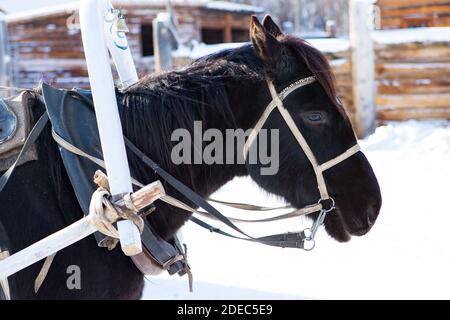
xmin=366 ymin=204 xmax=379 ymax=227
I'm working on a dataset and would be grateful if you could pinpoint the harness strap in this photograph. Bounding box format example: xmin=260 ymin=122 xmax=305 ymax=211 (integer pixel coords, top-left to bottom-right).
xmin=162 ymin=194 xmax=322 ymax=223
xmin=52 ymin=130 xmax=145 ymax=189
xmin=274 ymin=95 xmax=329 ymax=199
xmin=51 ymin=125 xmax=316 ymax=247
xmin=0 ymin=112 xmax=49 ymax=193
xmin=207 ymin=198 xmax=291 ymax=211
xmin=64 ymin=91 xmax=320 ymax=249
xmin=320 ymin=144 xmax=361 ymax=172
xmin=123 ymin=135 xmax=312 ymax=247
xmin=190 ymin=216 xmax=309 ymax=249
xmin=243 ymin=78 xmax=361 ymax=202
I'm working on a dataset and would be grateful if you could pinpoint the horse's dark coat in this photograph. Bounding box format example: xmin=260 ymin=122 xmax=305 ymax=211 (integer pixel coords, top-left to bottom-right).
xmin=0 ymin=16 xmax=381 ymax=299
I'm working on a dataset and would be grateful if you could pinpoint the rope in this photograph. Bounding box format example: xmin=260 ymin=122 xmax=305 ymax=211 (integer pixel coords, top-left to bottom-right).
xmin=89 ymin=186 xmax=145 ymax=242
xmin=160 ymin=194 xmax=322 ymax=223
xmin=182 ymin=244 xmax=193 ymax=293
xmin=52 ymin=130 xmax=321 ymax=224
xmin=34 ymin=253 xmax=56 ymax=294
xmin=33 ymin=174 xmax=145 ymax=294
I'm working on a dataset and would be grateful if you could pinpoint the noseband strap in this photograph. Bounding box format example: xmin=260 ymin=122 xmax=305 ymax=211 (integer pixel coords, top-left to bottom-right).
xmin=243 ymin=77 xmax=361 ymax=202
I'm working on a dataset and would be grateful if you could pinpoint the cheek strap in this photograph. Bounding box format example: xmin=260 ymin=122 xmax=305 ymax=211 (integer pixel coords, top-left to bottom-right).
xmin=244 ymin=79 xmax=361 ymax=201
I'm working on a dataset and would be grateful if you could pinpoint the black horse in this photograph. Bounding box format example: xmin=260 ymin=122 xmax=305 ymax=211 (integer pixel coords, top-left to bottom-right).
xmin=0 ymin=16 xmax=381 ymax=299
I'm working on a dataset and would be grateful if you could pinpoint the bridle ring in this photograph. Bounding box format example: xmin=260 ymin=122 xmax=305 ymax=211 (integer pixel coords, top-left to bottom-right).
xmin=318 ymin=197 xmax=335 ymax=213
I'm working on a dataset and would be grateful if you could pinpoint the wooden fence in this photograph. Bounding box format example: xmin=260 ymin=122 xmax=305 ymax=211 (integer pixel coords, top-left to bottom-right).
xmin=311 ymin=40 xmax=355 ymax=124
xmin=377 ymin=0 xmax=450 ymax=29
xmin=373 ymin=27 xmax=450 ymax=121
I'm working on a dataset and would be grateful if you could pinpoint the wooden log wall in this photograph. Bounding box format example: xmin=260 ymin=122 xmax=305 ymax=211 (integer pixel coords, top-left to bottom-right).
xmin=375 ymin=34 xmax=450 ymax=121
xmin=377 ymin=0 xmax=450 ymax=29
xmin=7 ymin=5 xmax=252 ymax=89
xmin=7 ymin=8 xmax=356 ymax=126
xmin=325 ymin=50 xmax=355 ymax=126
xmin=173 ymin=40 xmax=356 ymax=127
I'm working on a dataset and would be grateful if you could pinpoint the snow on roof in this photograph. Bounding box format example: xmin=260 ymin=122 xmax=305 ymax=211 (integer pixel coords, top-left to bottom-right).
xmin=173 ymin=41 xmax=247 ymax=59
xmin=6 ymin=0 xmax=261 ymax=23
xmin=306 ymin=38 xmax=350 ymax=54
xmin=174 ymin=37 xmax=350 ymax=61
xmin=7 ymin=2 xmax=79 ymax=22
xmin=373 ymin=27 xmax=450 ymax=45
xmin=206 ymin=1 xmax=264 ymax=13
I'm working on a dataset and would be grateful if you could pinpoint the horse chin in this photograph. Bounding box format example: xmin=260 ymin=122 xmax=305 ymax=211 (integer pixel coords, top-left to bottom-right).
xmin=323 ymin=207 xmax=351 ymax=242
xmin=323 ymin=206 xmax=376 ymax=242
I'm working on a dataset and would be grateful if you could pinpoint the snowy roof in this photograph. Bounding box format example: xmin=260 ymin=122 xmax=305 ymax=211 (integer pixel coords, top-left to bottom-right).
xmin=373 ymin=27 xmax=450 ymax=45
xmin=6 ymin=0 xmax=262 ymax=23
xmin=206 ymin=1 xmax=264 ymax=14
xmin=173 ymin=37 xmax=351 ymax=61
xmin=7 ymin=2 xmax=79 ymax=22
xmin=306 ymin=38 xmax=350 ymax=54
xmin=173 ymin=42 xmax=247 ymax=59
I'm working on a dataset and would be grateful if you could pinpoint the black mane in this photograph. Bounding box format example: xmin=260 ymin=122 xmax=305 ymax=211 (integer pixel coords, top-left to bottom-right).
xmin=1 ymin=19 xmax=382 ymax=299
xmin=117 ymin=39 xmax=342 ymax=189
xmin=117 ymin=44 xmax=264 ymax=188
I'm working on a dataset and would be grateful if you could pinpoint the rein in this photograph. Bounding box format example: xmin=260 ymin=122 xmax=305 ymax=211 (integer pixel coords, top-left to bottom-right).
xmin=50 ymin=76 xmax=361 ymax=250
xmin=182 ymin=76 xmax=361 ymax=249
xmin=0 ymin=76 xmax=362 ymax=294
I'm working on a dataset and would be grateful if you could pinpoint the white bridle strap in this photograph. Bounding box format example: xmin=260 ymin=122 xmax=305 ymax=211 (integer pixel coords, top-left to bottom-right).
xmin=319 ymin=144 xmax=361 ymax=172
xmin=243 ymin=77 xmax=361 ymax=202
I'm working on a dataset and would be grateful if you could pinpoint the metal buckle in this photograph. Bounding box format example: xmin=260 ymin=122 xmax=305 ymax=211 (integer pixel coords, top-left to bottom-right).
xmin=302 ymin=229 xmax=316 ymax=251
xmin=302 ymin=197 xmax=336 ymax=251
xmin=318 ymin=197 xmax=335 ymax=213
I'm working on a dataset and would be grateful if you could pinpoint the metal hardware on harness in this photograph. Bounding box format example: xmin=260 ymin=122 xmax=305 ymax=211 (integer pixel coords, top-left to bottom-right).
xmin=44 ymin=82 xmax=359 ymax=251
xmin=0 ymin=100 xmax=16 ymax=144
xmin=114 ymin=12 xmax=130 ymax=33
xmin=0 ymin=91 xmax=38 ymax=172
xmin=302 ymin=197 xmax=336 ymax=251
xmin=105 ymin=8 xmax=130 ymax=33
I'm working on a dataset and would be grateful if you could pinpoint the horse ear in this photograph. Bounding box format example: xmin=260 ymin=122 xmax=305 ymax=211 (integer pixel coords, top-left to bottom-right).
xmin=250 ymin=16 xmax=281 ymax=63
xmin=262 ymin=15 xmax=283 ymax=38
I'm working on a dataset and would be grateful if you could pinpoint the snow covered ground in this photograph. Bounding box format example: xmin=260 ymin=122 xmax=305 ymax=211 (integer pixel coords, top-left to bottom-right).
xmin=143 ymin=120 xmax=450 ymax=300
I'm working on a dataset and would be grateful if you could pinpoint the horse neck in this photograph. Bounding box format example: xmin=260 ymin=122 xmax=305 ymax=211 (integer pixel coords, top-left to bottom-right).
xmin=118 ymin=77 xmax=263 ymax=196
xmin=226 ymin=78 xmax=270 ymax=130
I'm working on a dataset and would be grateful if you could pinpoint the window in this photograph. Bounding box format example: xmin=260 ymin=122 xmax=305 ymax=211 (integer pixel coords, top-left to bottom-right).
xmin=141 ymin=25 xmax=154 ymax=57
xmin=201 ymin=28 xmax=224 ymax=44
xmin=232 ymin=29 xmax=249 ymax=42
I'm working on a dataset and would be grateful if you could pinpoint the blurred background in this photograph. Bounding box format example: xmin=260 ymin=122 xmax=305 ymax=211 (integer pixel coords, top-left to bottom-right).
xmin=0 ymin=0 xmax=448 ymax=299
xmin=0 ymin=0 xmax=449 ymax=132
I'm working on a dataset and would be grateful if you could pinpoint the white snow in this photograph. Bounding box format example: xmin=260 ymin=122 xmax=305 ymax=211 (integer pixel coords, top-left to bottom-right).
xmin=6 ymin=1 xmax=79 ymax=22
xmin=373 ymin=27 xmax=450 ymax=45
xmin=173 ymin=42 xmax=248 ymax=60
xmin=143 ymin=120 xmax=450 ymax=299
xmin=206 ymin=1 xmax=264 ymax=13
xmin=380 ymin=62 xmax=450 ymax=70
xmin=329 ymin=58 xmax=349 ymax=67
xmin=306 ymin=38 xmax=350 ymax=54
xmin=173 ymin=37 xmax=351 ymax=61
xmin=5 ymin=0 xmax=260 ymax=22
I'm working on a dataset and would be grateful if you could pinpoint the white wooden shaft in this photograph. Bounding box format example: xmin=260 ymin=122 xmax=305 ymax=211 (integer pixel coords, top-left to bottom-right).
xmin=79 ymin=0 xmax=141 ymax=255
xmin=0 ymin=181 xmax=165 ymax=280
xmin=0 ymin=217 xmax=96 ymax=280
xmin=103 ymin=2 xmax=139 ymax=88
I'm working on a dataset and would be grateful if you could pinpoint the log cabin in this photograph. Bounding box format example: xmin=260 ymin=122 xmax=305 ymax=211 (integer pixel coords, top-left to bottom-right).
xmin=5 ymin=0 xmax=264 ymax=89
xmin=376 ymin=0 xmax=450 ymax=29
xmin=4 ymin=1 xmax=356 ymax=126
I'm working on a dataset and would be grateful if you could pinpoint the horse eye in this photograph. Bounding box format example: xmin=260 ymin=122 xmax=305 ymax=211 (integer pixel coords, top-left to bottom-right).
xmin=304 ymin=112 xmax=323 ymax=122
